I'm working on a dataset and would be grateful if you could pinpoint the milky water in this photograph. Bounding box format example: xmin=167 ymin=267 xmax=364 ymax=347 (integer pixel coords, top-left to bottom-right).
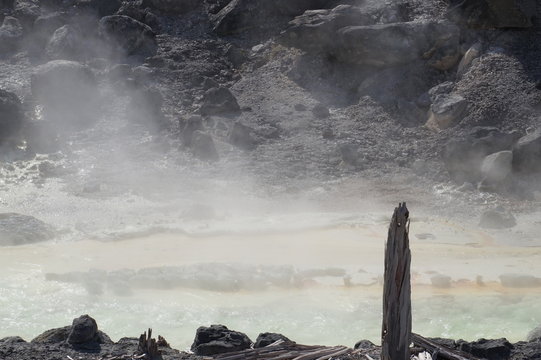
xmin=1 ymin=114 xmax=541 ymax=349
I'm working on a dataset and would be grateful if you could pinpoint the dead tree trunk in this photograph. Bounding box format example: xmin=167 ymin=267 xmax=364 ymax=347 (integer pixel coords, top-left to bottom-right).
xmin=382 ymin=203 xmax=412 ymax=360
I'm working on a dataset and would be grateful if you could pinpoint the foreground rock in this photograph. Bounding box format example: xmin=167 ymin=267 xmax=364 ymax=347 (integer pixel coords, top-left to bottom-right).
xmin=0 ymin=213 xmax=55 ymax=246
xmin=200 ymin=87 xmax=240 ymax=116
xmin=254 ymin=333 xmax=293 ymax=348
xmin=191 ymin=325 xmax=252 ymax=356
xmin=0 ymin=89 xmax=24 ymax=145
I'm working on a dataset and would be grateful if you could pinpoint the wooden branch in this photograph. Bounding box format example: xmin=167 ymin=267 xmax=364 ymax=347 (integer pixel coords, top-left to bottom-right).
xmin=412 ymin=333 xmax=482 ymax=360
xmin=382 ymin=203 xmax=412 ymax=360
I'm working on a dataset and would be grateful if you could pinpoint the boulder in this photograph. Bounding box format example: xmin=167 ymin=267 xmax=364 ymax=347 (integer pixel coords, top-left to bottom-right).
xmin=479 ymin=208 xmax=516 ymax=229
xmin=200 ymin=87 xmax=240 ymax=116
xmin=31 ymin=60 xmax=100 ymax=129
xmin=428 ymin=82 xmax=455 ymax=102
xmin=280 ymin=5 xmax=376 ymax=53
xmin=447 ymin=0 xmax=536 ymax=28
xmin=426 ymin=94 xmax=467 ymax=130
xmin=460 ymin=338 xmax=513 ymax=360
xmin=31 ymin=326 xmax=72 ymax=343
xmin=68 ymin=315 xmax=102 ymax=348
xmin=45 ymin=25 xmax=83 ymax=60
xmin=354 ymin=339 xmax=377 ymax=350
xmin=512 ymin=129 xmax=541 ymax=174
xmin=0 ymin=16 xmax=23 ymax=55
xmin=480 ymin=151 xmax=513 ymax=184
xmin=312 ymin=104 xmax=330 ymax=119
xmin=33 ymin=12 xmax=66 ymax=36
xmin=443 ymin=127 xmax=521 ymax=183
xmin=191 ymin=325 xmax=252 ymax=356
xmin=527 ymin=326 xmax=541 ymax=341
xmin=254 ymin=333 xmax=292 ymax=348
xmin=117 ymin=3 xmax=160 ymax=32
xmin=32 ymin=315 xmax=111 ymax=348
xmin=0 ymin=213 xmax=56 ymax=246
xmin=228 ymin=122 xmax=257 ymax=150
xmin=0 ymin=336 xmax=26 ymax=344
xmin=98 ymin=15 xmax=157 ymax=57
xmin=212 ymin=0 xmax=331 ymax=36
xmin=149 ymin=0 xmax=199 ymax=14
xmin=0 ymin=89 xmax=24 ymax=144
xmin=191 ymin=131 xmax=219 ymax=162
xmin=288 ymin=20 xmax=459 ymax=68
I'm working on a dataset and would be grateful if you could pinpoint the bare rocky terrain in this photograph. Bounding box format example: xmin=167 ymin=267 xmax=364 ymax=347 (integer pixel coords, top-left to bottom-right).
xmin=2 ymin=0 xmax=541 ymax=359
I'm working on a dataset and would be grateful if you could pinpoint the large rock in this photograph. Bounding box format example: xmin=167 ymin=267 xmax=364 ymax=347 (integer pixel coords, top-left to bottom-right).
xmin=512 ymin=129 xmax=541 ymax=174
xmin=442 ymin=127 xmax=521 ymax=183
xmin=459 ymin=338 xmax=513 ymax=360
xmin=45 ymin=25 xmax=83 ymax=60
xmin=99 ymin=15 xmax=157 ymax=57
xmin=426 ymin=94 xmax=467 ymax=130
xmin=191 ymin=325 xmax=252 ymax=356
xmin=212 ymin=0 xmax=331 ymax=36
xmin=254 ymin=333 xmax=292 ymax=348
xmin=280 ymin=5 xmax=376 ymax=53
xmin=527 ymin=326 xmax=541 ymax=341
xmin=149 ymin=0 xmax=199 ymax=13
xmin=0 ymin=16 xmax=23 ymax=55
xmin=31 ymin=60 xmax=100 ymax=129
xmin=480 ymin=151 xmax=513 ymax=184
xmin=228 ymin=122 xmax=257 ymax=150
xmin=0 ymin=213 xmax=55 ymax=246
xmin=13 ymin=0 xmax=40 ymax=31
xmin=284 ymin=19 xmax=459 ymax=68
xmin=32 ymin=315 xmax=111 ymax=348
xmin=0 ymin=89 xmax=24 ymax=144
xmin=447 ymin=0 xmax=536 ymax=28
xmin=200 ymin=87 xmax=240 ymax=116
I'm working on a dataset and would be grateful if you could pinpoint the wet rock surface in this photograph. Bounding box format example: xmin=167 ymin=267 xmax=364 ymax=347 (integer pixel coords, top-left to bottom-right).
xmin=191 ymin=324 xmax=252 ymax=356
xmin=0 ymin=213 xmax=55 ymax=246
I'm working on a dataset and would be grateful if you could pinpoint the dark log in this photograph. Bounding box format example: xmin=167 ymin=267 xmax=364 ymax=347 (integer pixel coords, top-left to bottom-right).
xmin=381 ymin=203 xmax=412 ymax=360
xmin=412 ymin=333 xmax=482 ymax=360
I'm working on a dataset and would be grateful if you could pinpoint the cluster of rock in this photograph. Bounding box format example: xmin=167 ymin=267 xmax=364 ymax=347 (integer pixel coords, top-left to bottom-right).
xmin=2 ymin=314 xmax=541 ymax=360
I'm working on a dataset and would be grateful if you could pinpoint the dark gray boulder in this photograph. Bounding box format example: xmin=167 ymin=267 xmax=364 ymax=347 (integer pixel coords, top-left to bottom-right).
xmin=0 ymin=213 xmax=55 ymax=246
xmin=527 ymin=326 xmax=541 ymax=341
xmin=31 ymin=60 xmax=100 ymax=129
xmin=442 ymin=127 xmax=521 ymax=183
xmin=191 ymin=131 xmax=219 ymax=162
xmin=426 ymin=94 xmax=468 ymax=131
xmin=512 ymin=129 xmax=541 ymax=174
xmin=211 ymin=0 xmax=331 ymax=36
xmin=460 ymin=338 xmax=513 ymax=360
xmin=31 ymin=326 xmax=71 ymax=343
xmin=45 ymin=25 xmax=83 ymax=60
xmin=480 ymin=151 xmax=513 ymax=184
xmin=447 ymin=0 xmax=536 ymax=29
xmin=280 ymin=5 xmax=376 ymax=53
xmin=228 ymin=122 xmax=257 ymax=150
xmin=334 ymin=21 xmax=459 ymax=68
xmin=99 ymin=15 xmax=157 ymax=57
xmin=0 ymin=16 xmax=23 ymax=55
xmin=200 ymin=87 xmax=240 ymax=116
xmin=191 ymin=325 xmax=252 ymax=356
xmin=354 ymin=339 xmax=377 ymax=350
xmin=0 ymin=89 xmax=24 ymax=144
xmin=254 ymin=333 xmax=292 ymax=348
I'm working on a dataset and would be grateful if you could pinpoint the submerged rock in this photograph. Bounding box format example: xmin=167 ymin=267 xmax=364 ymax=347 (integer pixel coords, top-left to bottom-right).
xmin=479 ymin=208 xmax=516 ymax=229
xmin=191 ymin=324 xmax=252 ymax=356
xmin=0 ymin=213 xmax=55 ymax=246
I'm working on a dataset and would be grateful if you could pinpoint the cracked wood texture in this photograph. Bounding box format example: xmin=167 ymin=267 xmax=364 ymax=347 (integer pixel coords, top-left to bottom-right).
xmin=382 ymin=203 xmax=412 ymax=360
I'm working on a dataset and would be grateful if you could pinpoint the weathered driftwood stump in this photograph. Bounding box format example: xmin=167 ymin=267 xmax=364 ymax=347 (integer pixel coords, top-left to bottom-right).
xmin=382 ymin=203 xmax=412 ymax=360
xmin=138 ymin=328 xmax=162 ymax=360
